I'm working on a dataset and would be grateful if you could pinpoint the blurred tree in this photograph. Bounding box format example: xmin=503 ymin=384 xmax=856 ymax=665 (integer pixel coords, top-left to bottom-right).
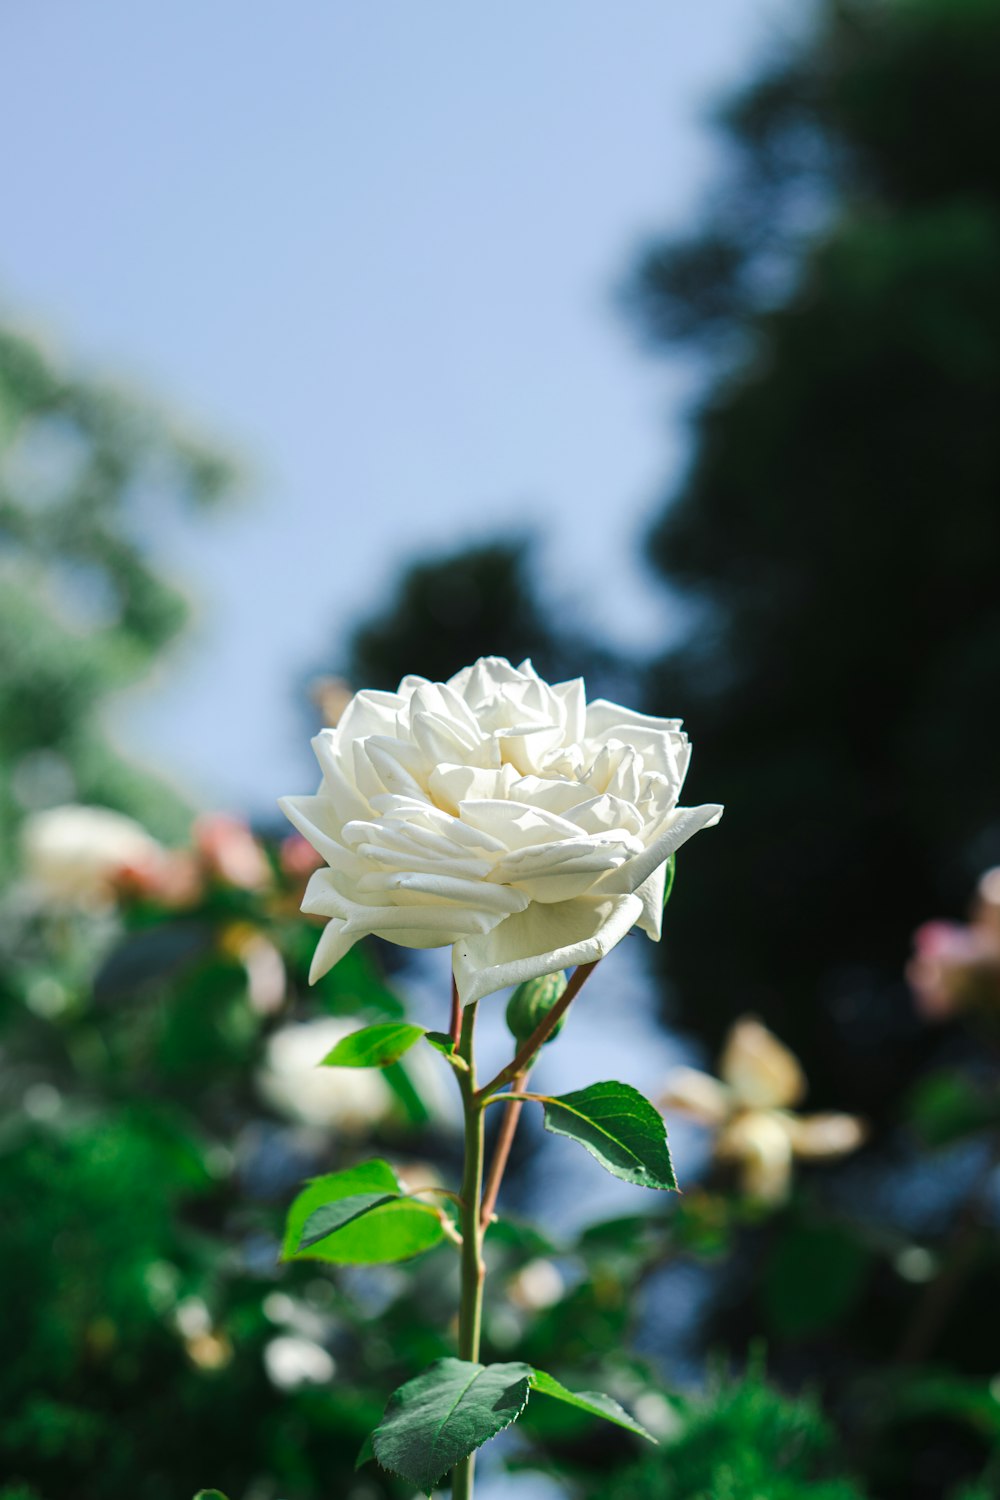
xmin=629 ymin=0 xmax=1000 ymax=1104
xmin=0 ymin=322 xmax=236 ymax=873
xmin=342 ymin=535 xmax=621 ymax=696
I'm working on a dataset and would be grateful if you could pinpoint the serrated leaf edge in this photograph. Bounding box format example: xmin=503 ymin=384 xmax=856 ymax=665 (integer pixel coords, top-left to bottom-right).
xmin=538 ymin=1081 xmax=677 ymax=1191
xmin=370 ymin=1360 xmax=532 ymax=1493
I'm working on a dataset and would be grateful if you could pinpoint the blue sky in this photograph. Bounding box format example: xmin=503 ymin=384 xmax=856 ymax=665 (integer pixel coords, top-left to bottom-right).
xmin=1 ymin=1 xmax=786 ymax=818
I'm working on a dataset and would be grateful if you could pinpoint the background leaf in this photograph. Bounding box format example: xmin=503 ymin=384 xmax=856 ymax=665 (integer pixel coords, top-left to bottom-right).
xmin=529 ymin=1368 xmax=656 ymax=1441
xmin=536 ymin=1081 xmax=678 ymax=1190
xmin=298 ymin=1191 xmax=403 ymax=1250
xmin=282 ymin=1160 xmax=445 ymax=1265
xmin=371 ymin=1357 xmax=532 ymax=1493
xmin=321 ymin=1021 xmax=427 ymax=1068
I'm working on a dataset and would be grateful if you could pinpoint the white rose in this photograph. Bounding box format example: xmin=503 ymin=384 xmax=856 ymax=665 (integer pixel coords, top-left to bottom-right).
xmin=280 ymin=656 xmax=722 ymax=1005
xmin=20 ymin=803 xmax=163 ymax=908
xmin=257 ymin=1016 xmax=393 ymax=1130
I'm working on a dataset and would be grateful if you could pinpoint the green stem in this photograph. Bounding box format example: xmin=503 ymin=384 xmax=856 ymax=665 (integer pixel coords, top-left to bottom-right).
xmin=454 ymin=1001 xmax=485 ymax=1500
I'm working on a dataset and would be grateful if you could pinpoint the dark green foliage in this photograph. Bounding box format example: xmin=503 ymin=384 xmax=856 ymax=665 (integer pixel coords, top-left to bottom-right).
xmin=0 ymin=323 xmax=237 ymax=869
xmin=345 ymin=537 xmax=564 ymax=692
xmin=366 ymin=1359 xmax=532 ymax=1492
xmin=534 ymin=1080 xmax=678 ymax=1191
xmin=0 ymin=855 xmax=438 ymax=1500
xmin=627 ymin=0 xmax=1000 ymax=1101
xmin=586 ymin=1369 xmax=869 ymax=1500
xmin=762 ymin=1221 xmax=871 ymax=1339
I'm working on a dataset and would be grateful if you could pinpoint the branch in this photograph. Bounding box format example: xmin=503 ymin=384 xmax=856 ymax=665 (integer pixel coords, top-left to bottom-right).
xmin=476 ymin=960 xmax=597 ymax=1101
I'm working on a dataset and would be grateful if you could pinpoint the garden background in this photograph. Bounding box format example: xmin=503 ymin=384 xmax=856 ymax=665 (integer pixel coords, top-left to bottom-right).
xmin=3 ymin=2 xmax=1000 ymax=1497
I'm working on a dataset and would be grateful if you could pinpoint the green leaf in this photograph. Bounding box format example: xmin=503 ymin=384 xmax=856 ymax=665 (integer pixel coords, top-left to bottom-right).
xmin=662 ymin=851 xmax=677 ymax=908
xmin=355 ymin=1431 xmax=375 ymax=1470
xmin=382 ymin=1059 xmax=432 ymax=1126
xmin=298 ymin=1192 xmax=403 ymax=1250
xmin=535 ymin=1081 xmax=677 ymax=1191
xmin=321 ymin=1021 xmax=427 ymax=1068
xmin=194 ymin=1492 xmax=229 ymax=1499
xmin=424 ymin=1030 xmax=457 ymax=1058
xmin=528 ymin=1368 xmax=656 ymax=1442
xmin=370 ymin=1357 xmax=532 ymax=1493
xmin=282 ymin=1160 xmax=444 ymax=1265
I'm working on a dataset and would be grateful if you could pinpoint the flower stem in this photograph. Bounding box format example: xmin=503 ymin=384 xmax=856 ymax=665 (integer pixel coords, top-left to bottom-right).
xmin=477 ymin=960 xmax=597 ymax=1100
xmin=479 ymin=1069 xmax=529 ymax=1231
xmin=454 ymin=1001 xmax=485 ymax=1500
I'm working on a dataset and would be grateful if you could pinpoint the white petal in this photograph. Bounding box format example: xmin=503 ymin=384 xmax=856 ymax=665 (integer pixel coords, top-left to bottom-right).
xmin=501 ymin=867 xmax=621 ymax=903
xmin=785 ymin=1112 xmax=867 ymax=1160
xmin=350 ymin=739 xmax=419 ymax=802
xmin=452 ymin=892 xmax=644 ymax=1005
xmin=308 ymin=919 xmax=356 ymax=983
xmin=357 ymin=870 xmax=529 ymax=915
xmin=336 ymin=689 xmax=404 ymax=744
xmin=311 ymin=734 xmax=371 ymax=822
xmin=507 ymin=775 xmax=597 ymax=818
xmin=303 ymin=868 xmax=508 ymax=948
xmin=660 ymin=1066 xmax=733 ymax=1126
xmin=411 ymin=709 xmax=479 ymax=767
xmin=460 ymin=657 xmax=525 ymax=707
xmin=369 ymin=797 xmax=508 ymax=852
xmin=720 ymin=1018 xmax=806 ymax=1111
xmin=550 ymin=677 xmax=586 ymax=743
xmin=278 ymin=795 xmax=346 ymax=866
xmin=567 ymin=793 xmax=644 ymax=839
xmin=604 ymin=803 xmax=723 ymax=896
xmin=584 ymin=700 xmax=683 ymax=740
xmin=718 ymin=1111 xmax=795 ymax=1203
xmin=428 ymin=763 xmax=517 ymax=815
xmin=634 ymin=863 xmax=667 ymax=940
xmin=458 ymin=799 xmax=584 ymax=852
xmin=491 ymin=838 xmax=627 ymax=877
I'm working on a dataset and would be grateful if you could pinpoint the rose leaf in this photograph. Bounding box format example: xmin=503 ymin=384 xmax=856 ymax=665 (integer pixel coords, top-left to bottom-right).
xmin=369 ymin=1358 xmax=532 ymax=1493
xmin=282 ymin=1160 xmax=444 ymax=1265
xmin=536 ymin=1081 xmax=678 ymax=1191
xmin=527 ymin=1368 xmax=657 ymax=1441
xmin=320 ymin=1021 xmax=427 ymax=1068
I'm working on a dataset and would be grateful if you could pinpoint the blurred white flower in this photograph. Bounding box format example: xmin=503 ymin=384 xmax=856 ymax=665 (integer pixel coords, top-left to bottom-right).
xmin=507 ymin=1258 xmax=565 ymax=1311
xmin=263 ymin=1334 xmax=335 ymax=1390
xmin=21 ymin=803 xmax=163 ymax=909
xmin=281 ymin=656 xmax=721 ymax=1004
xmin=661 ymin=1017 xmax=866 ymax=1204
xmin=257 ymin=1016 xmax=394 ymax=1131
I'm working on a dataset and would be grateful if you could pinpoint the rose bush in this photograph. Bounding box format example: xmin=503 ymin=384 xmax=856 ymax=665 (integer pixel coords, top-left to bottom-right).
xmin=280 ymin=656 xmax=722 ymax=1003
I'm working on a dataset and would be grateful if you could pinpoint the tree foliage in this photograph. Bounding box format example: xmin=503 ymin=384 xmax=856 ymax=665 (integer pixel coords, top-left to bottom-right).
xmin=630 ymin=0 xmax=1000 ymax=1101
xmin=0 ymin=323 xmax=236 ymax=869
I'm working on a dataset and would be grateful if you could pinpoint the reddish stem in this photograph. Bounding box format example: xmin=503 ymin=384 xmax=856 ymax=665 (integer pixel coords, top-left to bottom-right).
xmin=449 ymin=973 xmax=462 ymax=1050
xmin=477 ymin=960 xmax=597 ymax=1100
xmin=479 ymin=1070 xmax=529 ymax=1230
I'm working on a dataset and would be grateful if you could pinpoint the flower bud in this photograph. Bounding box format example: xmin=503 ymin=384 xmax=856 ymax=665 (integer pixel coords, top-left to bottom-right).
xmin=505 ymin=970 xmax=568 ymax=1046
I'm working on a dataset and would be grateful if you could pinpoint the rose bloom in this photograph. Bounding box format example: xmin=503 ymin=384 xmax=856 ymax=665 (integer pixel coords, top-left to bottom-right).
xmin=662 ymin=1017 xmax=866 ymax=1204
xmin=20 ymin=804 xmax=164 ymax=909
xmin=280 ymin=657 xmax=721 ymax=1004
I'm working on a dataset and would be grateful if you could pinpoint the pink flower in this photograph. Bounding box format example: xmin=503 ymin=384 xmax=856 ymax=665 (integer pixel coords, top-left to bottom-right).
xmin=194 ymin=814 xmax=272 ymax=891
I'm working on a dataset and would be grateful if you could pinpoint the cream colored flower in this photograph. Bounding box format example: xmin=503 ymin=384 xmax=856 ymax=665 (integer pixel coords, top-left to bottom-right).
xmin=280 ymin=657 xmax=721 ymax=1004
xmin=20 ymin=803 xmax=163 ymax=909
xmin=257 ymin=1017 xmax=393 ymax=1130
xmin=661 ymin=1017 xmax=866 ymax=1204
